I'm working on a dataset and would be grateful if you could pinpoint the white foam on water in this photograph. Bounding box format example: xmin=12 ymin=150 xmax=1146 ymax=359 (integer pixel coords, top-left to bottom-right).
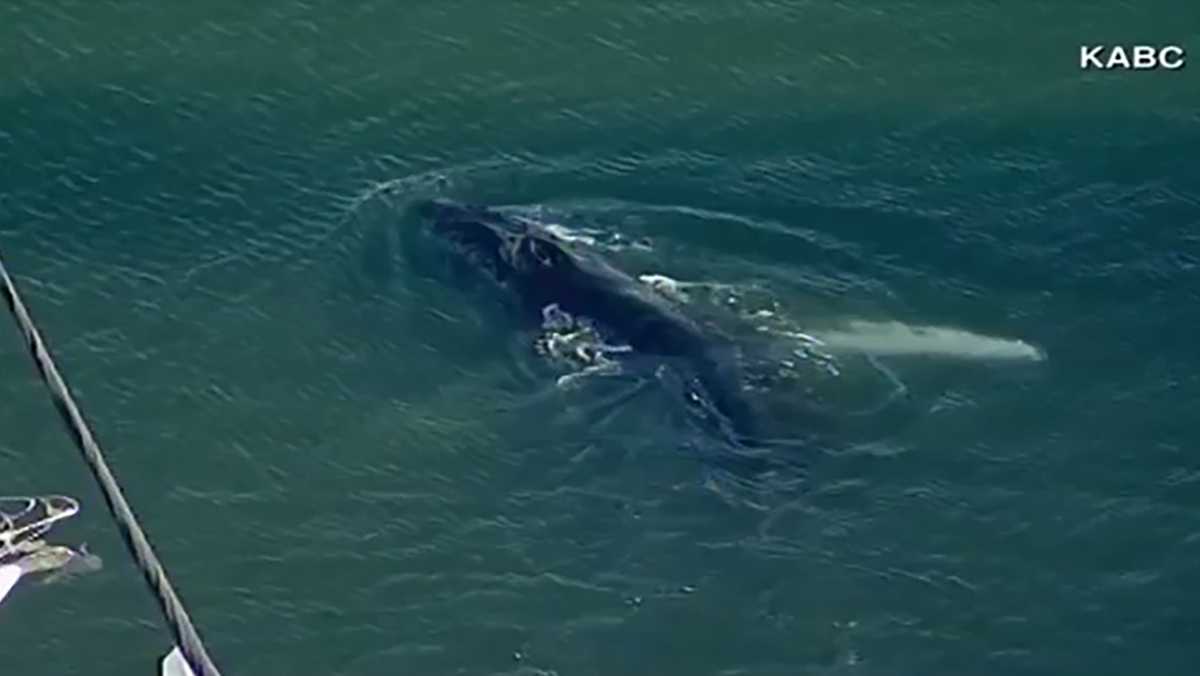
xmin=638 ymin=273 xmax=691 ymax=302
xmin=811 ymin=320 xmax=1046 ymax=362
xmin=636 ymin=273 xmax=745 ymax=305
xmin=543 ymin=223 xmax=600 ymax=246
xmin=524 ymin=215 xmax=652 ymax=252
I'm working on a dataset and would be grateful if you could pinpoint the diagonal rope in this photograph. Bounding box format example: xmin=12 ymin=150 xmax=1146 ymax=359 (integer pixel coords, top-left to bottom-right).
xmin=0 ymin=250 xmax=223 ymax=676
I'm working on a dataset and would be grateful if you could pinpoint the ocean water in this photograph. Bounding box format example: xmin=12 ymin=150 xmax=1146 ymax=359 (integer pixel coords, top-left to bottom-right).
xmin=2 ymin=2 xmax=1198 ymax=675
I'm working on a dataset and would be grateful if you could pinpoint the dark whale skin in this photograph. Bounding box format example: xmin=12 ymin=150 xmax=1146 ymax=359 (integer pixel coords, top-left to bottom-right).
xmin=414 ymin=198 xmax=761 ymax=447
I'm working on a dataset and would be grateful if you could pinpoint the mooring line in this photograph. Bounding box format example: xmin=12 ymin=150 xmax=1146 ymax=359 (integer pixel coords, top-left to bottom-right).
xmin=0 ymin=251 xmax=223 ymax=676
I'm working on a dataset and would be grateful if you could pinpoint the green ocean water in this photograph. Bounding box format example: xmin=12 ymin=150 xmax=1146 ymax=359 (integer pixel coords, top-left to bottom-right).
xmin=2 ymin=1 xmax=1198 ymax=675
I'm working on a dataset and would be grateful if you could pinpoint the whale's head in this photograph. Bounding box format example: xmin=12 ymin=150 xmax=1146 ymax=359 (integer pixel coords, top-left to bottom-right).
xmin=413 ymin=198 xmax=521 ymax=282
xmin=413 ymin=199 xmax=578 ymax=287
xmin=415 ymin=198 xmax=515 ymax=248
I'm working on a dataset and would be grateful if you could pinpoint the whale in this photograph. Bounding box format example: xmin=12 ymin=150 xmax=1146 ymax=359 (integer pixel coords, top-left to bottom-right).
xmin=412 ymin=199 xmax=765 ymax=455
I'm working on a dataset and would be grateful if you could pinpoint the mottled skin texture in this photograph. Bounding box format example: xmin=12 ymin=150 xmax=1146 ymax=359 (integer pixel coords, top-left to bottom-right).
xmin=415 ymin=199 xmax=761 ymax=447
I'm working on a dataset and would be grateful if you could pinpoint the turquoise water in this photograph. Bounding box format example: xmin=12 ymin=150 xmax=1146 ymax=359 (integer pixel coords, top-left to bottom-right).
xmin=2 ymin=2 xmax=1199 ymax=674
